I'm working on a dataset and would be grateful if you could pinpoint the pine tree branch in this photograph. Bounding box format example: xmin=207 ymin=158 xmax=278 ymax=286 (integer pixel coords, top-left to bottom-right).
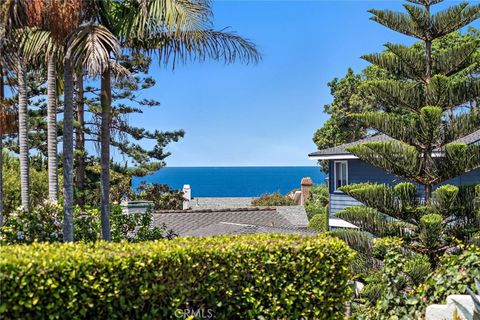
xmin=347 ymin=141 xmax=426 ymax=183
xmin=363 ymin=80 xmax=425 ymax=111
xmin=431 ymin=3 xmax=480 ymax=39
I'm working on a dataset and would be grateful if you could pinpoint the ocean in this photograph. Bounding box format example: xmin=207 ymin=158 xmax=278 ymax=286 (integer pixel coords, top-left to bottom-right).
xmin=132 ymin=167 xmax=326 ymax=198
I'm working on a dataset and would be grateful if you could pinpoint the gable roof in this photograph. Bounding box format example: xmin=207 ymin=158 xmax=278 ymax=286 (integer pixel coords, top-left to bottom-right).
xmin=152 ymin=207 xmax=314 ymax=237
xmin=308 ymin=130 xmax=480 ymax=160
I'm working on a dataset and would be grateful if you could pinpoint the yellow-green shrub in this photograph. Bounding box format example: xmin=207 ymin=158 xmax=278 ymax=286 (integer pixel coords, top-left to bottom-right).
xmin=0 ymin=234 xmax=354 ymax=320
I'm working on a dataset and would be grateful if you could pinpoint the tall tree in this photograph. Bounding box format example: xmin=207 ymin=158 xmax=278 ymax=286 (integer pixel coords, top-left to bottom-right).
xmin=90 ymin=0 xmax=260 ymax=241
xmin=46 ymin=52 xmax=58 ymax=202
xmin=17 ymin=58 xmax=29 ymax=210
xmin=313 ymin=28 xmax=480 ymax=173
xmin=349 ymin=1 xmax=480 ymax=200
xmin=333 ymin=0 xmax=480 ymax=267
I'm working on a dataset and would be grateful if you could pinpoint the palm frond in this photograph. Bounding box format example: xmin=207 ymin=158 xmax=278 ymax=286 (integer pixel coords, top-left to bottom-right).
xmin=130 ymin=29 xmax=260 ymax=67
xmin=19 ymin=28 xmax=60 ymax=65
xmin=112 ymin=0 xmax=211 ymax=41
xmin=67 ymin=24 xmax=121 ymax=76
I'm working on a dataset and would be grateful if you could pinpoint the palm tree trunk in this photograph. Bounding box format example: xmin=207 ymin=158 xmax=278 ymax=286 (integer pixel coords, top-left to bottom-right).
xmin=47 ymin=54 xmax=58 ymax=202
xmin=0 ymin=64 xmax=4 ymax=225
xmin=75 ymin=69 xmax=85 ymax=208
xmin=18 ymin=59 xmax=29 ymax=211
xmin=63 ymin=57 xmax=74 ymax=242
xmin=100 ymin=67 xmax=111 ymax=241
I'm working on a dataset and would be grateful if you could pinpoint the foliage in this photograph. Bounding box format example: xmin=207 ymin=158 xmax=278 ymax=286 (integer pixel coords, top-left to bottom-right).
xmin=352 ymin=238 xmax=432 ymax=320
xmin=0 ymin=200 xmax=63 ymax=244
xmin=2 ymin=151 xmax=49 ymax=214
xmin=0 ymin=202 xmax=172 ymax=244
xmin=309 ymin=212 xmax=328 ymax=232
xmin=110 ymin=205 xmax=176 ymax=242
xmin=417 ymin=246 xmax=480 ymax=309
xmin=0 ymin=234 xmax=355 ymax=320
xmin=130 ymin=182 xmax=184 ymax=210
xmin=337 ymin=182 xmax=479 ymax=265
xmin=305 ymin=185 xmax=329 ymax=219
xmin=73 ymin=206 xmax=101 ymax=243
xmin=312 ymin=68 xmax=382 ymax=172
xmin=251 ymin=192 xmax=296 ymax=206
xmin=353 ymin=246 xmax=480 ymax=319
xmin=452 ymin=278 xmax=480 ymax=320
xmin=312 ymin=28 xmax=479 ymax=173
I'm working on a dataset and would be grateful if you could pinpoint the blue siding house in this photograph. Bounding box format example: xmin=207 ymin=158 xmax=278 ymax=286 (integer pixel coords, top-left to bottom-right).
xmin=308 ymin=130 xmax=480 ymax=214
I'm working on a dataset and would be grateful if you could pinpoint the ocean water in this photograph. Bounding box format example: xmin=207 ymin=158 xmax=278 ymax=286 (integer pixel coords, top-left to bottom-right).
xmin=132 ymin=167 xmax=327 ymax=197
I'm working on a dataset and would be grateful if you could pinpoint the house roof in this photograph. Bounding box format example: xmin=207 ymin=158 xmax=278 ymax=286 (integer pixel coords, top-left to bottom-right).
xmin=152 ymin=207 xmax=314 ymax=237
xmin=308 ymin=130 xmax=480 ymax=160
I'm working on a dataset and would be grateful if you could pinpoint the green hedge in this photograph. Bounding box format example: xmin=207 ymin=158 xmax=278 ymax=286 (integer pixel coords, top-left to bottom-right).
xmin=0 ymin=234 xmax=354 ymax=319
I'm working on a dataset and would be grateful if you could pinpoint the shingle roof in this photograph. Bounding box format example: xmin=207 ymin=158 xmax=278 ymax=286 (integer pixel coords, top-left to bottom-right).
xmin=308 ymin=130 xmax=480 ymax=158
xmin=152 ymin=208 xmax=312 ymax=237
xmin=308 ymin=134 xmax=393 ymax=157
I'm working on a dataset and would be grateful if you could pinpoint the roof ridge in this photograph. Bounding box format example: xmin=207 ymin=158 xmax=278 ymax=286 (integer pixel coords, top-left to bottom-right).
xmin=154 ymin=207 xmax=277 ymax=214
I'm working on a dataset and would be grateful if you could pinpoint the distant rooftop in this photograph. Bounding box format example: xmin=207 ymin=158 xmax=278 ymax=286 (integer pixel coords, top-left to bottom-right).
xmin=153 ymin=207 xmax=314 ymax=237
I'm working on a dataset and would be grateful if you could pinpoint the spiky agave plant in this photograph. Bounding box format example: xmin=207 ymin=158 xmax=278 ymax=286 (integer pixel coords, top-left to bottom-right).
xmin=452 ymin=279 xmax=480 ymax=320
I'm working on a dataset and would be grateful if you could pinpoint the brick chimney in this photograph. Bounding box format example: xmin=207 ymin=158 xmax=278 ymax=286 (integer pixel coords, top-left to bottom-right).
xmin=300 ymin=177 xmax=313 ymax=205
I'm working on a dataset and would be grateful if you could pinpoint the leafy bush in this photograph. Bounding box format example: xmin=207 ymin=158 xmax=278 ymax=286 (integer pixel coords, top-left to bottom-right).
xmin=305 ymin=185 xmax=329 ymax=219
xmin=0 ymin=203 xmax=172 ymax=244
xmin=0 ymin=234 xmax=355 ymax=319
xmin=131 ymin=182 xmax=184 ymax=210
xmin=309 ymin=211 xmax=328 ymax=231
xmin=2 ymin=151 xmax=49 ymax=214
xmin=417 ymin=246 xmax=480 ymax=308
xmin=110 ymin=205 xmax=176 ymax=242
xmin=0 ymin=200 xmax=63 ymax=244
xmin=251 ymin=192 xmax=296 ymax=206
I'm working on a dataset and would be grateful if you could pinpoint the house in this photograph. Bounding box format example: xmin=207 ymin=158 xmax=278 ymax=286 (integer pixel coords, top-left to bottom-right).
xmin=152 ymin=206 xmax=315 ymax=237
xmin=308 ymin=130 xmax=480 ymax=214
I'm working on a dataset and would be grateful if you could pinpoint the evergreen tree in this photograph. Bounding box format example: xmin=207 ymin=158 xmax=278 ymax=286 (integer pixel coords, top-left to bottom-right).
xmin=333 ymin=1 xmax=480 ymax=268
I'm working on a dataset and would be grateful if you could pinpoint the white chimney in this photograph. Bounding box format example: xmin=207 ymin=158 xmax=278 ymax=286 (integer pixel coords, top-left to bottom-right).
xmin=182 ymin=184 xmax=191 ymax=210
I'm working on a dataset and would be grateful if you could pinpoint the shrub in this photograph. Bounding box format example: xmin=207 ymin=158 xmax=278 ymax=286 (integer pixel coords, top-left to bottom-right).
xmin=131 ymin=182 xmax=184 ymax=210
xmin=0 ymin=200 xmax=63 ymax=244
xmin=251 ymin=192 xmax=296 ymax=206
xmin=0 ymin=234 xmax=355 ymax=319
xmin=2 ymin=151 xmax=49 ymax=214
xmin=309 ymin=211 xmax=328 ymax=231
xmin=305 ymin=185 xmax=329 ymax=219
xmin=110 ymin=205 xmax=176 ymax=242
xmin=417 ymin=246 xmax=480 ymax=308
xmin=0 ymin=203 xmax=172 ymax=244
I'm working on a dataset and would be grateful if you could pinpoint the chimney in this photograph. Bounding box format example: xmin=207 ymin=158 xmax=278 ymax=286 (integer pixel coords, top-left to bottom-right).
xmin=300 ymin=177 xmax=313 ymax=205
xmin=182 ymin=184 xmax=191 ymax=210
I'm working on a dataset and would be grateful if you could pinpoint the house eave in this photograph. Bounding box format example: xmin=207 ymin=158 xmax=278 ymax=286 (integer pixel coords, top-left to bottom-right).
xmin=308 ymin=154 xmax=359 ymax=160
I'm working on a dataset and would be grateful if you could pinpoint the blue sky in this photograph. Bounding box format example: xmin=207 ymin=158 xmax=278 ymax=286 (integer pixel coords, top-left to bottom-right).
xmin=121 ymin=0 xmax=478 ymax=167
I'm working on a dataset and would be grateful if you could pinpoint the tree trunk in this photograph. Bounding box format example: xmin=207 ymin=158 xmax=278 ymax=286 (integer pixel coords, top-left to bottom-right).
xmin=0 ymin=65 xmax=4 ymax=225
xmin=75 ymin=69 xmax=85 ymax=208
xmin=424 ymin=4 xmax=432 ymax=85
xmin=100 ymin=67 xmax=111 ymax=241
xmin=423 ymin=3 xmax=433 ymax=204
xmin=18 ymin=59 xmax=29 ymax=211
xmin=63 ymin=57 xmax=74 ymax=242
xmin=47 ymin=54 xmax=58 ymax=202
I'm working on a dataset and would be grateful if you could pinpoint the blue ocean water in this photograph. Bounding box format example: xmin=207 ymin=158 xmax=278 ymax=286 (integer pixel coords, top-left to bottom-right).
xmin=132 ymin=167 xmax=326 ymax=197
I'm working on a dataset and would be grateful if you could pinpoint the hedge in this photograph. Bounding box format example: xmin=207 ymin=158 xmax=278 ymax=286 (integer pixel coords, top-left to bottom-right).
xmin=0 ymin=234 xmax=354 ymax=319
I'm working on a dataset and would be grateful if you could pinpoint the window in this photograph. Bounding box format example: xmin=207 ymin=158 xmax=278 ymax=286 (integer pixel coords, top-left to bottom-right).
xmin=334 ymin=161 xmax=348 ymax=190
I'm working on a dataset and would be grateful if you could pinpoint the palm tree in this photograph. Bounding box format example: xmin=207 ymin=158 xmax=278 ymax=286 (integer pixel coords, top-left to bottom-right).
xmin=90 ymin=0 xmax=260 ymax=241
xmin=17 ymin=58 xmax=29 ymax=210
xmin=1 ymin=0 xmax=31 ymax=212
xmin=46 ymin=52 xmax=58 ymax=202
